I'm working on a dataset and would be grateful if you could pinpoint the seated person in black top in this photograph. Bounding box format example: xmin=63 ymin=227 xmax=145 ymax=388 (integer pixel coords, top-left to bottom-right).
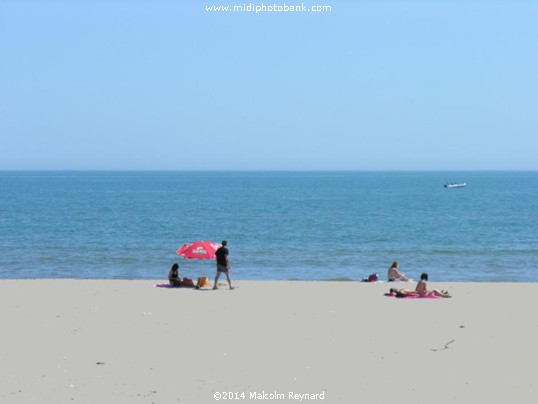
xmin=168 ymin=263 xmax=182 ymax=287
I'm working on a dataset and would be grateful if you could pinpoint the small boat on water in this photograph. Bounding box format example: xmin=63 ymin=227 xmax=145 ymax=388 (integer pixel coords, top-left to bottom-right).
xmin=444 ymin=182 xmax=467 ymax=188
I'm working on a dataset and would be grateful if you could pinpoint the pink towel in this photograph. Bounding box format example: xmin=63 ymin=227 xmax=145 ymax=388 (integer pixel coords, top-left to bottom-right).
xmin=384 ymin=293 xmax=439 ymax=299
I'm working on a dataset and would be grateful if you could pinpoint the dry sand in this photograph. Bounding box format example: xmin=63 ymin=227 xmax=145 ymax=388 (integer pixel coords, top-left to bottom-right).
xmin=0 ymin=280 xmax=536 ymax=403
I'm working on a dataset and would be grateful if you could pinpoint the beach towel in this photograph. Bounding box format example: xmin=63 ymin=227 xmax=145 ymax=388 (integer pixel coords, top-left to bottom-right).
xmin=384 ymin=293 xmax=439 ymax=299
xmin=153 ymin=283 xmax=195 ymax=289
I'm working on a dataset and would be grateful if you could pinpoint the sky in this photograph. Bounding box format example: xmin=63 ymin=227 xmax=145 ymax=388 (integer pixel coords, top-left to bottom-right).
xmin=0 ymin=0 xmax=537 ymax=170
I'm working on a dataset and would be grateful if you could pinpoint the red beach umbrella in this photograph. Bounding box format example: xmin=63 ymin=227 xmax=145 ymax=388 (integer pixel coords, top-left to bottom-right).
xmin=177 ymin=240 xmax=221 ymax=260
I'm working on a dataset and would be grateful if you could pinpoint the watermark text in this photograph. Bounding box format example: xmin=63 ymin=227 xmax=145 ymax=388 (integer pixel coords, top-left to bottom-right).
xmin=205 ymin=2 xmax=333 ymax=14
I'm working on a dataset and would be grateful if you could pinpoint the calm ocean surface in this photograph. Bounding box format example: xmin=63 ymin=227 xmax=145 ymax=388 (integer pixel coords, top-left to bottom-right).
xmin=0 ymin=171 xmax=537 ymax=282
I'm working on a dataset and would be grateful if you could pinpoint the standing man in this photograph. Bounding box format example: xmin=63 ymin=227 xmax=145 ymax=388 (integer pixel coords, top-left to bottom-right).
xmin=213 ymin=240 xmax=234 ymax=290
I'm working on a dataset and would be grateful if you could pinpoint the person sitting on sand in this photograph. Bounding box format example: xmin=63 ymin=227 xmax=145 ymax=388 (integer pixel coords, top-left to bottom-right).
xmin=168 ymin=263 xmax=182 ymax=287
xmin=389 ymin=273 xmax=450 ymax=298
xmin=387 ymin=261 xmax=410 ymax=282
xmin=415 ymin=273 xmax=450 ymax=297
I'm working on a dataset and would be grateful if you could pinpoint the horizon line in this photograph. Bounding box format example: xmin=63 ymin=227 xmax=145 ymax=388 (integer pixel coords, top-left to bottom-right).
xmin=1 ymin=168 xmax=537 ymax=173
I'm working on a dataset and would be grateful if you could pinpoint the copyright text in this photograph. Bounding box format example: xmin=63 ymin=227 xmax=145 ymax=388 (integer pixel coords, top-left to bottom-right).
xmin=213 ymin=390 xmax=326 ymax=401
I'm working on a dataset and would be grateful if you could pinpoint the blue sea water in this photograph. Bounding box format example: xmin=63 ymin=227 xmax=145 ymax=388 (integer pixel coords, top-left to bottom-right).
xmin=0 ymin=171 xmax=537 ymax=282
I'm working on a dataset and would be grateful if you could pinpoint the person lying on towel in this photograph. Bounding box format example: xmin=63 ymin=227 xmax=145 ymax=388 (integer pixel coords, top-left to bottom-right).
xmin=389 ymin=273 xmax=451 ymax=298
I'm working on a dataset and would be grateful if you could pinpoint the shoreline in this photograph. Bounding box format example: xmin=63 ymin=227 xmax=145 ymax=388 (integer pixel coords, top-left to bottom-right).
xmin=0 ymin=280 xmax=535 ymax=403
xmin=3 ymin=278 xmax=538 ymax=283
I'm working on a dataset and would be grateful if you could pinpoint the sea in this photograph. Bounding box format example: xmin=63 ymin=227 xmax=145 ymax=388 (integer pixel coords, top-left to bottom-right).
xmin=0 ymin=171 xmax=537 ymax=282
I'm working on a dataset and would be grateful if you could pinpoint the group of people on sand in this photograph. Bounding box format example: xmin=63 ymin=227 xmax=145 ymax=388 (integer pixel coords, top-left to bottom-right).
xmin=386 ymin=260 xmax=451 ymax=298
xmin=168 ymin=240 xmax=234 ymax=290
xmin=168 ymin=247 xmax=448 ymax=297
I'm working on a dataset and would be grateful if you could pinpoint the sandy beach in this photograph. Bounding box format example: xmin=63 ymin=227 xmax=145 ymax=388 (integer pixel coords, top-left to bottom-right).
xmin=0 ymin=280 xmax=536 ymax=403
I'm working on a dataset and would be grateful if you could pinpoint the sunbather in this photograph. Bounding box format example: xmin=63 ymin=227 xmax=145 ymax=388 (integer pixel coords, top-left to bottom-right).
xmin=387 ymin=261 xmax=410 ymax=282
xmin=389 ymin=273 xmax=450 ymax=298
xmin=168 ymin=263 xmax=182 ymax=287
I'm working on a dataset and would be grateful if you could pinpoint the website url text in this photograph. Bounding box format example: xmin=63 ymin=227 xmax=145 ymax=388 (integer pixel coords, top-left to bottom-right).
xmin=205 ymin=2 xmax=332 ymax=14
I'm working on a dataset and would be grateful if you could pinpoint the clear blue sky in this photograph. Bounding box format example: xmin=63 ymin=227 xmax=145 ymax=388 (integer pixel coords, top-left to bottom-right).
xmin=1 ymin=0 xmax=536 ymax=170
